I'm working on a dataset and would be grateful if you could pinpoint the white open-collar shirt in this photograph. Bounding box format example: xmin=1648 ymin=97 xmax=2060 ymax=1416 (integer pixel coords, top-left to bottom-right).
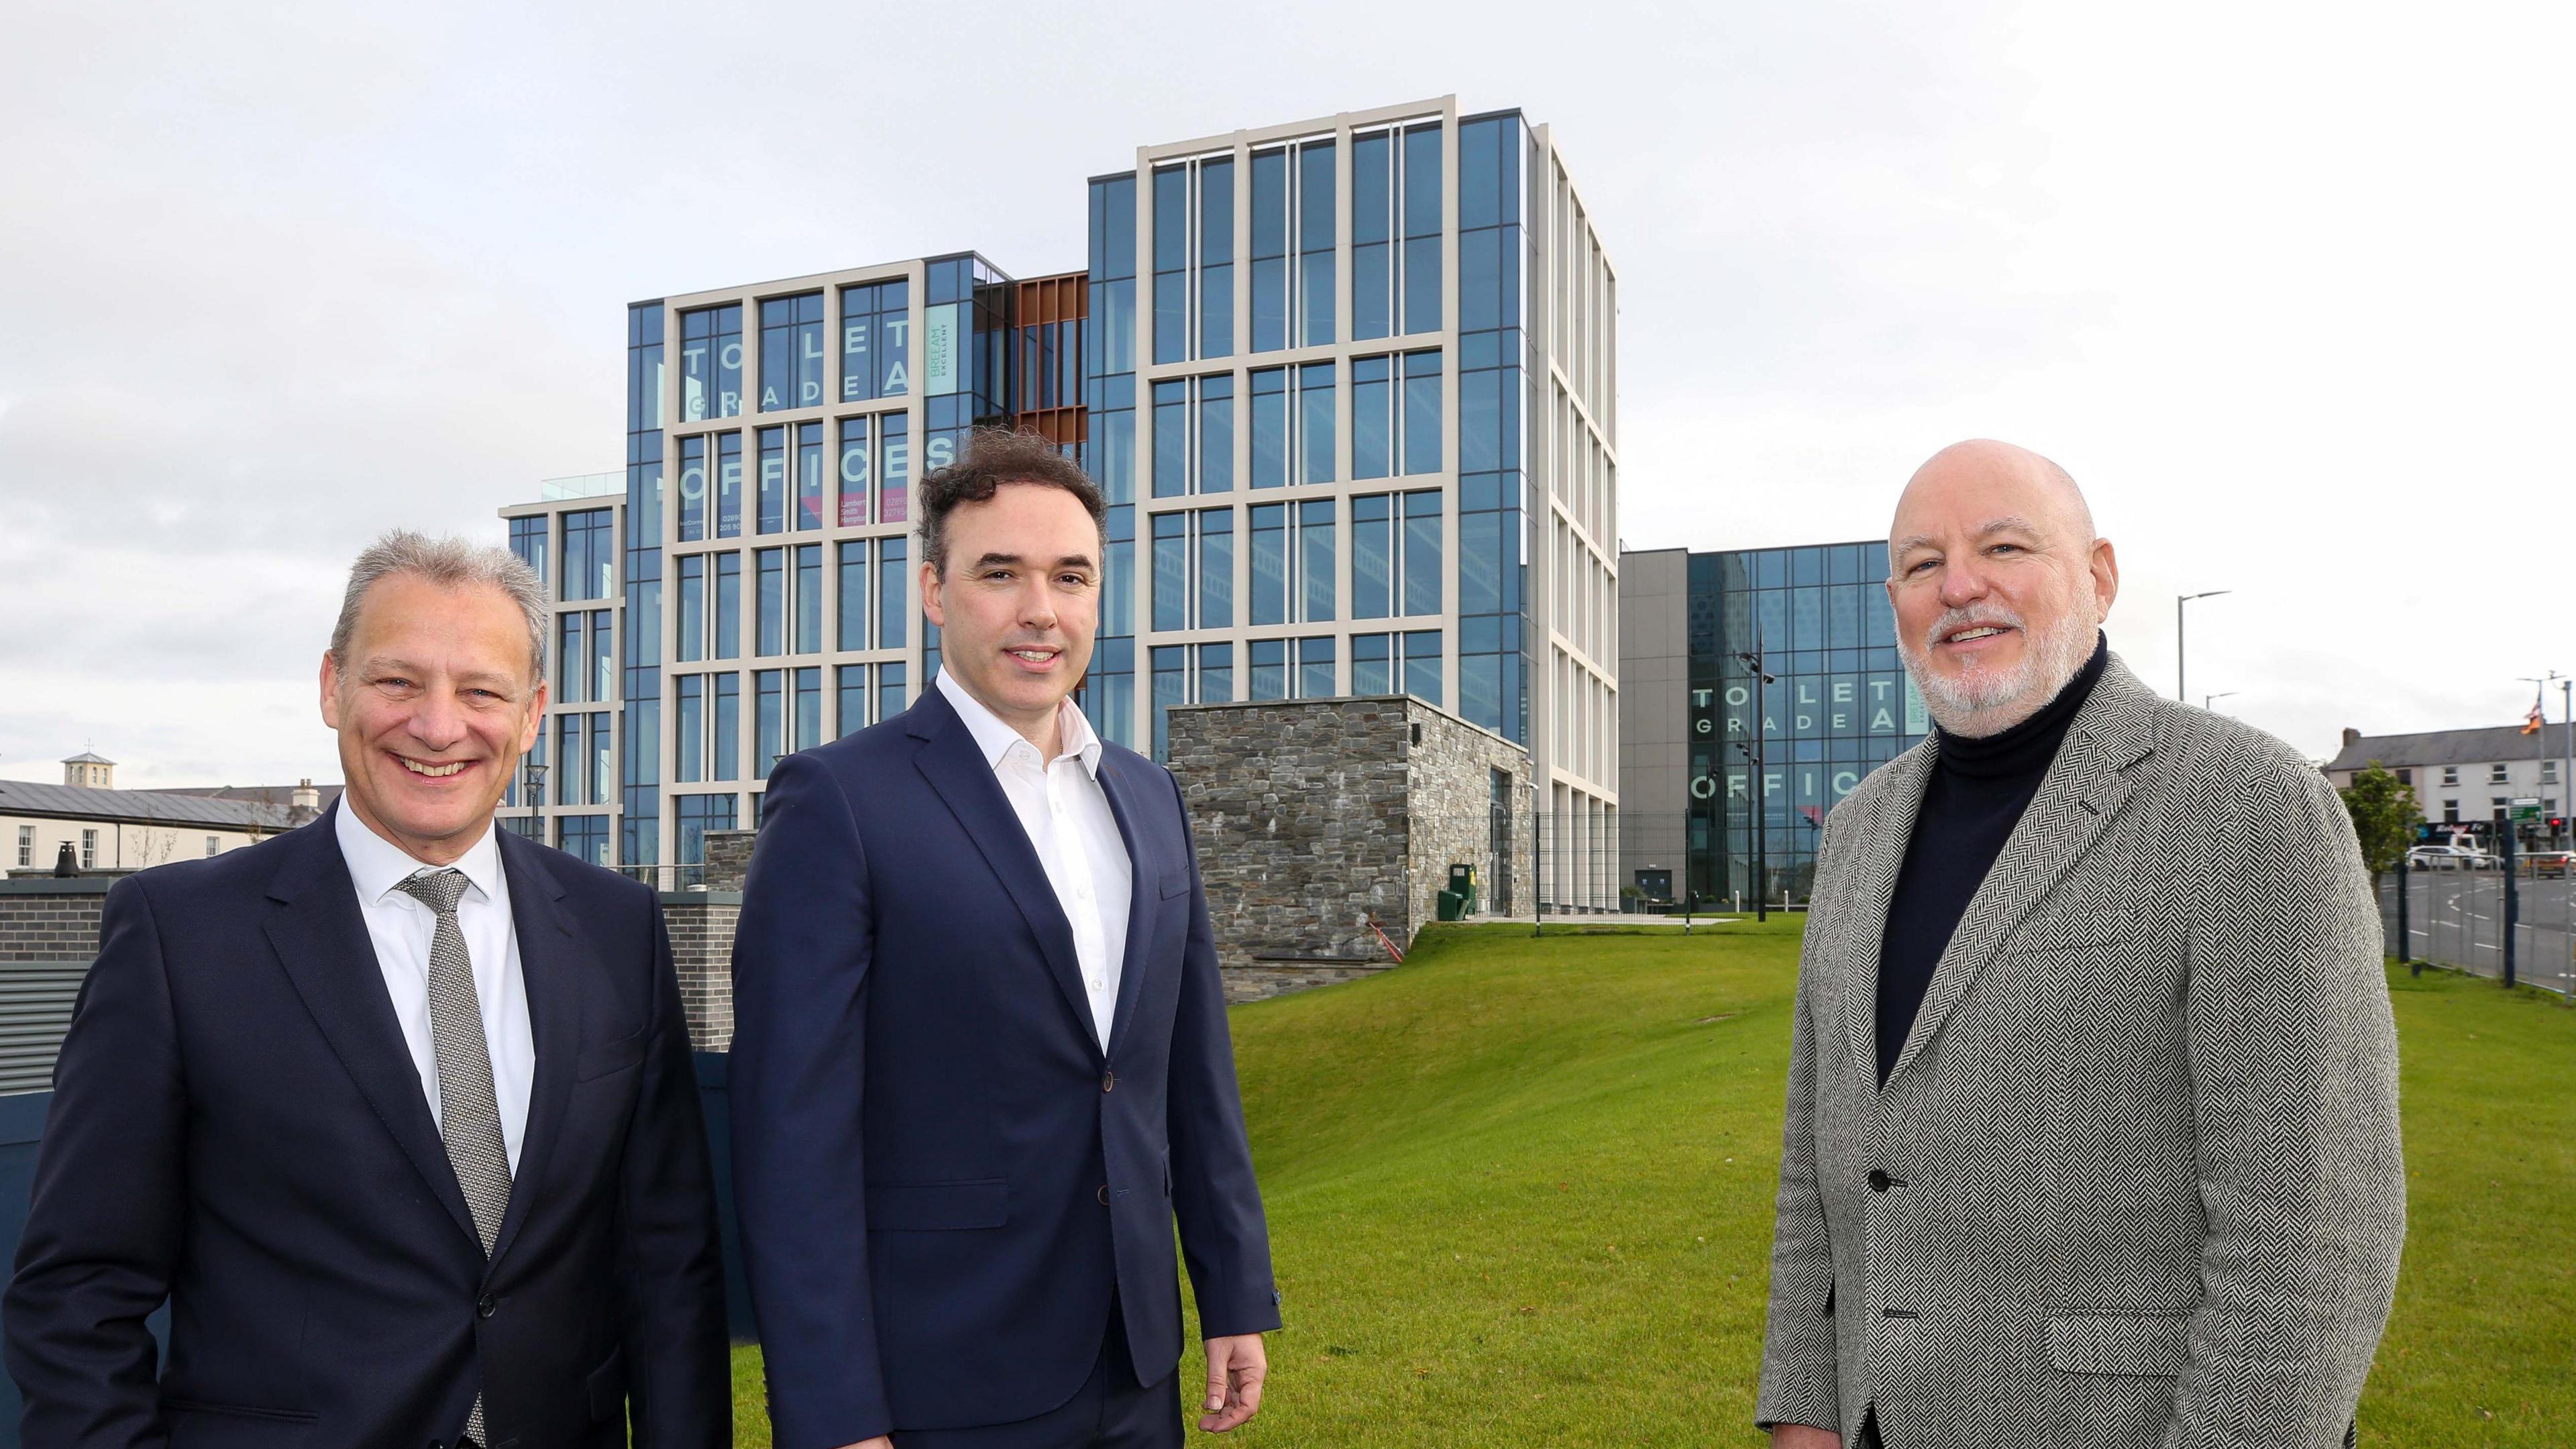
xmin=335 ymin=802 xmax=536 ymax=1172
xmin=936 ymin=668 xmax=1134 ymax=1051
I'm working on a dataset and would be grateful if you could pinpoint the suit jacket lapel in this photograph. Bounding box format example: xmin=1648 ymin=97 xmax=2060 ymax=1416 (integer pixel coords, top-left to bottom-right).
xmin=1094 ymin=753 xmax=1161 ymax=1063
xmin=1832 ymin=743 xmax=1935 ymax=1085
xmin=488 ymin=828 xmax=580 ymax=1269
xmin=260 ymin=811 xmax=481 ymax=1248
xmin=907 ymin=690 xmax=1101 ymax=1055
xmin=1881 ymin=659 xmax=2162 ymax=1089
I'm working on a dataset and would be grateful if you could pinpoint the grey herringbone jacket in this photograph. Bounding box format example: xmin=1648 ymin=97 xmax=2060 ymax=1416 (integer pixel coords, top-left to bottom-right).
xmin=1755 ymin=657 xmax=2404 ymax=1448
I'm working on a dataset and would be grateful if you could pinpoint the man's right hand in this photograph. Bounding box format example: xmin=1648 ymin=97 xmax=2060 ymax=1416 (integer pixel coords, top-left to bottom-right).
xmin=1770 ymin=1425 xmax=1840 ymax=1448
xmin=836 ymin=1440 xmax=894 ymax=1448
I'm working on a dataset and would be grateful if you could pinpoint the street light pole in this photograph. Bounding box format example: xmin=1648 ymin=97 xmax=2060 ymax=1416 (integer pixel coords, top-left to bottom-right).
xmin=2177 ymin=590 xmax=2231 ymax=703
xmin=1734 ymin=628 xmax=1778 ymax=925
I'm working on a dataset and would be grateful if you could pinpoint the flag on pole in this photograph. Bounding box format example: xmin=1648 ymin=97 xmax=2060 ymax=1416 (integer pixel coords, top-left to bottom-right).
xmin=2523 ymin=701 xmax=2546 ymax=735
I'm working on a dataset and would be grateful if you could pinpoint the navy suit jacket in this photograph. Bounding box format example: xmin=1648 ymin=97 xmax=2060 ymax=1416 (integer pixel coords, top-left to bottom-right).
xmin=731 ymin=685 xmax=1280 ymax=1448
xmin=2 ymin=806 xmax=731 ymax=1448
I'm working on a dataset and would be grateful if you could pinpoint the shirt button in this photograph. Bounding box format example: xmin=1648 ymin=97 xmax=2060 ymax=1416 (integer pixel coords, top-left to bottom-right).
xmin=1076 ymin=883 xmax=1091 ymax=899
xmin=1089 ymin=977 xmax=1106 ymax=991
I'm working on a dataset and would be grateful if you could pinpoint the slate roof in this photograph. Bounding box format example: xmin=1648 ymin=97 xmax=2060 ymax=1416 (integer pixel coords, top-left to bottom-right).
xmin=0 ymin=779 xmax=295 ymax=830
xmin=2324 ymin=721 xmax=2575 ymax=775
xmin=158 ymin=783 xmax=344 ymax=812
xmin=60 ymin=751 xmax=115 ymax=766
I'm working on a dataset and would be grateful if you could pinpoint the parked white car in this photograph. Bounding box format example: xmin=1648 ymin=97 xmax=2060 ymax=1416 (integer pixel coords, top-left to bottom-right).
xmin=2406 ymin=844 xmax=2493 ymax=871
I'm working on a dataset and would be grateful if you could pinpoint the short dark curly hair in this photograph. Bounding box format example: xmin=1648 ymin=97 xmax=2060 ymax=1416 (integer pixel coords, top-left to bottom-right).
xmin=917 ymin=427 xmax=1109 ymax=576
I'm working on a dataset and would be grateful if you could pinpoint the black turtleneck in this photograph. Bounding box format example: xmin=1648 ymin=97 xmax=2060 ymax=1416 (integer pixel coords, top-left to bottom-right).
xmin=1875 ymin=633 xmax=2109 ymax=1087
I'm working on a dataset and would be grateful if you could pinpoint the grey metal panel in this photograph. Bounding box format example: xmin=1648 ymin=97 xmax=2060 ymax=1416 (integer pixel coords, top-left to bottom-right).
xmin=0 ymin=961 xmax=89 ymax=1095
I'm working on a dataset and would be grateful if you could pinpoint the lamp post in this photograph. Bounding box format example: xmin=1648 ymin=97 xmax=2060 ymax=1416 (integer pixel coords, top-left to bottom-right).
xmin=2526 ymin=672 xmax=2571 ymax=852
xmin=523 ymin=760 xmax=549 ymax=847
xmin=1733 ymin=629 xmax=1778 ymax=924
xmin=2177 ymin=590 xmax=2231 ymax=703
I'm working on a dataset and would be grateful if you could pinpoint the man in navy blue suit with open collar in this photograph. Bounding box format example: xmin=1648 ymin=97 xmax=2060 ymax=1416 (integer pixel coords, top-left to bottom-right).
xmin=731 ymin=428 xmax=1280 ymax=1449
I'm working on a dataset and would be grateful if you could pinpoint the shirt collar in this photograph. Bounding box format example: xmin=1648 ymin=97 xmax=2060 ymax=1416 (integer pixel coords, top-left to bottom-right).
xmin=935 ymin=667 xmax=1104 ymax=779
xmin=333 ymin=797 xmax=506 ymax=908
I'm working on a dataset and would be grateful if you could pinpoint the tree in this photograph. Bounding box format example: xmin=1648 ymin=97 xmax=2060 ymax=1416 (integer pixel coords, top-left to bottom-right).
xmin=2339 ymin=762 xmax=2423 ymax=888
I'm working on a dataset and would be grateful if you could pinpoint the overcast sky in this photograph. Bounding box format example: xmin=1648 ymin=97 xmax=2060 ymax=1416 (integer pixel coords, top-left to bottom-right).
xmin=4 ymin=1 xmax=2570 ymax=788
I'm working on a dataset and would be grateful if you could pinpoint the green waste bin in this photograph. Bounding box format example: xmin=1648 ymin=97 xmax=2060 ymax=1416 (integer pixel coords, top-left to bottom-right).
xmin=1447 ymin=863 xmax=1479 ymax=917
xmin=1436 ymin=890 xmax=1465 ymax=922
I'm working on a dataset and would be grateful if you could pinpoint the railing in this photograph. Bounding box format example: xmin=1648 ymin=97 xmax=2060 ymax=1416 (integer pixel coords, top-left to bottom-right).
xmin=2379 ymin=865 xmax=2575 ymax=997
xmin=539 ymin=471 xmax=624 ymax=501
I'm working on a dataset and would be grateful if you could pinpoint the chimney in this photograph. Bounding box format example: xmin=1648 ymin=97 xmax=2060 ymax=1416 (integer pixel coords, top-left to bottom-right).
xmin=2341 ymin=727 xmax=2361 ymax=748
xmin=293 ymin=779 xmax=319 ymax=812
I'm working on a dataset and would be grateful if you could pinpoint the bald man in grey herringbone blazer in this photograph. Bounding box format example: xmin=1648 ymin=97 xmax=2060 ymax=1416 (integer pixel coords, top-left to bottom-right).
xmin=1758 ymin=443 xmax=2404 ymax=1449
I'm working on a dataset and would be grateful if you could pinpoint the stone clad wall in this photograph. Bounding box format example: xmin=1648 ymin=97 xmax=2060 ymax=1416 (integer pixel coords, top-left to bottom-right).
xmin=1405 ymin=708 xmax=1535 ymax=936
xmin=1168 ymin=696 xmax=1532 ymax=1001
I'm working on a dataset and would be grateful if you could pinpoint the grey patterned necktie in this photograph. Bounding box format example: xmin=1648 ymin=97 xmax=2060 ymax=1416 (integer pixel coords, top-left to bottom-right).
xmin=393 ymin=867 xmax=510 ymax=1446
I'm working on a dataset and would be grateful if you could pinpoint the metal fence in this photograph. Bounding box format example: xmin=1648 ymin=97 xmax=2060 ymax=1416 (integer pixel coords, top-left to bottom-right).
xmin=2379 ymin=865 xmax=2576 ymax=998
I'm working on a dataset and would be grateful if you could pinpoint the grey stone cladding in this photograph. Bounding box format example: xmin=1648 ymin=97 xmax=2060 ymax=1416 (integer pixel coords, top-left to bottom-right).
xmin=1166 ymin=695 xmax=1532 ymax=1002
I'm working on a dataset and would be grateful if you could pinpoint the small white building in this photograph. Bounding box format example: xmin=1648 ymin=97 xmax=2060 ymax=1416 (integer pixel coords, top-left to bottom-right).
xmin=2323 ymin=722 xmax=2572 ymax=847
xmin=0 ymin=755 xmax=325 ymax=876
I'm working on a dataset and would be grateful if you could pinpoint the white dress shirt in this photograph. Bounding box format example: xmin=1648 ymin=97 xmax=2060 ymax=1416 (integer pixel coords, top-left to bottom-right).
xmin=936 ymin=668 xmax=1134 ymax=1050
xmin=335 ymin=803 xmax=537 ymax=1173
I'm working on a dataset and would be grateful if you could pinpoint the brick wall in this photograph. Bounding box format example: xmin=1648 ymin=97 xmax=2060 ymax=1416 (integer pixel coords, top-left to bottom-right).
xmin=661 ymin=894 xmax=741 ymax=1053
xmin=0 ymin=882 xmax=109 ymax=963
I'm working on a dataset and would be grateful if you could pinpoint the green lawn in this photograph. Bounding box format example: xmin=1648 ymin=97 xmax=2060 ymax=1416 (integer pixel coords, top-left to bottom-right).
xmin=729 ymin=920 xmax=2575 ymax=1446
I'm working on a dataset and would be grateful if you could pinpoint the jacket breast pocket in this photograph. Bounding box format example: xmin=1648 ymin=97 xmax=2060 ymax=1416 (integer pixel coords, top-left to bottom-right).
xmin=574 ymin=1028 xmax=648 ymax=1081
xmin=2046 ymin=1309 xmax=2190 ymax=1377
xmin=866 ymin=1177 xmax=1010 ymax=1230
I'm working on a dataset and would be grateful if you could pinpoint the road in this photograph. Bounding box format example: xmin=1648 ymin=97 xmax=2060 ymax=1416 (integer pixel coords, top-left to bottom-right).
xmin=2389 ymin=872 xmax=2576 ymax=998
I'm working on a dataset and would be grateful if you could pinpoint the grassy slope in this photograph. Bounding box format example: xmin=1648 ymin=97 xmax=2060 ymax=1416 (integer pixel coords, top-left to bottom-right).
xmin=729 ymin=920 xmax=2573 ymax=1447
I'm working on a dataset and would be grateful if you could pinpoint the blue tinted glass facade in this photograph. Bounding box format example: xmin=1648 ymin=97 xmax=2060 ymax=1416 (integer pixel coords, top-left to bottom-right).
xmin=1688 ymin=542 xmax=1928 ymax=903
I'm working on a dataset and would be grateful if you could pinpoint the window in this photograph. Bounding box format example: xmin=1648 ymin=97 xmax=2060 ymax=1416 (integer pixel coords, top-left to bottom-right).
xmin=1352 ymin=122 xmax=1442 ymax=341
xmin=677 ymin=435 xmax=707 ymax=543
xmin=713 ymin=553 xmax=741 ymax=659
xmin=839 ymin=279 xmax=911 ymax=400
xmin=678 ymin=304 xmax=744 ymax=421
xmin=876 ymin=661 xmax=908 ymax=724
xmin=794 ymin=545 xmax=822 ymax=654
xmin=2443 ymin=799 xmax=2458 ymax=822
xmin=2442 ymin=766 xmax=2461 ymax=786
xmin=1351 ymin=630 xmax=1444 ymax=704
xmin=1152 ymin=508 xmax=1234 ymax=631
xmin=1248 ymin=499 xmax=1335 ymax=625
xmin=556 ymin=715 xmax=584 ymax=805
xmin=2546 ymin=761 xmax=2562 ymax=785
xmin=1152 ymin=376 xmax=1236 ymax=497
xmin=676 ymin=794 xmax=739 ymax=874
xmin=1250 ymin=638 xmax=1287 ymax=700
xmin=714 ymin=433 xmax=743 ymax=538
xmin=676 ymin=556 xmax=706 ymax=662
xmin=1199 ymin=156 xmax=1234 ymax=360
xmin=1350 ymin=350 xmax=1442 ymax=480
xmin=1250 ymin=368 xmax=1288 ymax=489
xmin=17 ymin=824 xmax=34 ymax=867
xmin=563 ymin=509 xmax=614 ymax=601
xmin=1249 ymin=149 xmax=1288 ymax=354
xmin=755 ymin=549 xmax=786 ymax=656
xmin=1199 ymin=376 xmax=1234 ymax=493
xmin=877 ymin=538 xmax=908 ymax=649
xmin=1300 ymin=363 xmax=1336 ymax=484
xmin=1403 ymin=350 xmax=1443 ymax=475
xmin=836 ymin=417 xmax=870 ymax=527
xmin=1297 ymin=635 xmax=1336 ymax=698
xmin=755 ymin=671 xmax=784 ymax=779
xmin=1352 ymin=490 xmax=1441 ymax=619
xmin=759 ymin=292 xmax=826 ymax=412
xmin=557 ymin=815 xmax=609 ymax=867
xmin=205 ymin=835 xmax=221 ymax=859
xmin=837 ymin=541 xmax=868 ymax=650
xmin=1146 ymin=641 xmax=1234 ymax=759
xmin=2489 ymin=763 xmax=2510 ymax=784
xmin=1298 ymin=141 xmax=1335 ymax=347
xmin=590 ymin=608 xmax=614 ymax=704
xmin=756 ymin=428 xmax=789 ymax=534
xmin=508 ymin=517 xmax=547 ymax=590
xmin=80 ymin=829 xmax=97 ymax=869
xmin=676 ymin=675 xmax=704 ymax=782
xmin=1152 ymin=165 xmax=1189 ymax=365
xmin=557 ymin=613 xmax=585 ymax=703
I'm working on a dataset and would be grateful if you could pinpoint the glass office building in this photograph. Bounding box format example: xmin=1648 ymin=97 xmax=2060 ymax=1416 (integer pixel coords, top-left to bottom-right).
xmin=1620 ymin=542 xmax=1929 ymax=907
xmin=502 ymin=99 xmax=1619 ymax=899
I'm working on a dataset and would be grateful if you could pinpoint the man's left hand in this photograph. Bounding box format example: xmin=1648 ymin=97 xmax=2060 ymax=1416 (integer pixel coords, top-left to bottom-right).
xmin=1198 ymin=1333 xmax=1267 ymax=1432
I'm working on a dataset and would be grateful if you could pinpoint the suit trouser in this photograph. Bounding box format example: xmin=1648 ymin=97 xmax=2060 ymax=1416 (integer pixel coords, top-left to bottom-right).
xmin=893 ymin=1300 xmax=1184 ymax=1449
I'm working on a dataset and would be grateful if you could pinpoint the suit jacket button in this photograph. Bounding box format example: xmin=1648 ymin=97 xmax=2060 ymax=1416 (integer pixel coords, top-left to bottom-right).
xmin=1097 ymin=1185 xmax=1111 ymax=1205
xmin=477 ymin=1294 xmax=496 ymax=1318
xmin=1103 ymin=1071 xmax=1116 ymax=1092
xmin=1868 ymin=1169 xmax=1892 ymax=1192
